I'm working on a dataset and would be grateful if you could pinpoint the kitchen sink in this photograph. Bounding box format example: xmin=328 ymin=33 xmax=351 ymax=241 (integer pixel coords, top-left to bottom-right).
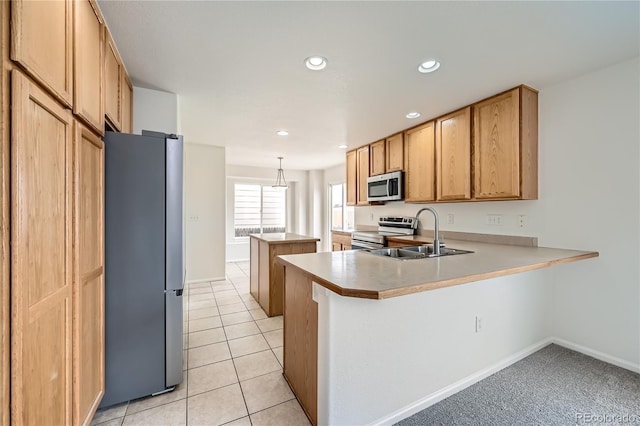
xmin=366 ymin=245 xmax=473 ymax=260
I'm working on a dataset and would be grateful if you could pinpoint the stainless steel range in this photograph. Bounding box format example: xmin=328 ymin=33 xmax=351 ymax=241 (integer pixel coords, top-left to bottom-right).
xmin=351 ymin=216 xmax=417 ymax=250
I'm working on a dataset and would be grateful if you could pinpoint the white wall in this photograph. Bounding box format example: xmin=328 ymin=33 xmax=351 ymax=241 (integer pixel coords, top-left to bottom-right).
xmin=315 ymin=269 xmax=555 ymax=425
xmin=543 ymin=59 xmax=639 ymax=370
xmin=322 ymin=163 xmax=347 ymax=251
xmin=185 ymin=143 xmax=226 ymax=282
xmin=225 ymin=165 xmax=310 ymax=261
xmin=308 ymin=169 xmax=326 ymax=244
xmin=354 ymin=57 xmax=640 ymax=370
xmin=132 ymin=86 xmax=178 ymax=134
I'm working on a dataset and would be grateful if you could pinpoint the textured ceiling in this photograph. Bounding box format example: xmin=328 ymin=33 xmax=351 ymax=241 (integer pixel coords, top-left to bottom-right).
xmin=98 ymin=1 xmax=639 ymax=170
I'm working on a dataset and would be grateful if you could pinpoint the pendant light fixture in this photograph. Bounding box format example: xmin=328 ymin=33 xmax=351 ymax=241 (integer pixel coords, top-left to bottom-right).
xmin=273 ymin=157 xmax=288 ymax=189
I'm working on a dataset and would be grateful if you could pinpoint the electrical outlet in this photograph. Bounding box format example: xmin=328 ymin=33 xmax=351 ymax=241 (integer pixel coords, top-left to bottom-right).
xmin=518 ymin=214 xmax=527 ymax=228
xmin=189 ymin=215 xmax=199 ymax=222
xmin=486 ymin=214 xmax=504 ymax=226
xmin=447 ymin=213 xmax=455 ymax=225
xmin=475 ymin=316 xmax=484 ymax=333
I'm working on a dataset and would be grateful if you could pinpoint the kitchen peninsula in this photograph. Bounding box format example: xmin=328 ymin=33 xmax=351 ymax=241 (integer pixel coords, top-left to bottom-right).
xmin=278 ymin=239 xmax=598 ymax=425
xmin=249 ymin=233 xmax=320 ymax=316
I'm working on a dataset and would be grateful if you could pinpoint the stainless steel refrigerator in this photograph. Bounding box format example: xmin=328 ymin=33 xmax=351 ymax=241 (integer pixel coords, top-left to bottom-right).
xmin=101 ymin=130 xmax=184 ymax=408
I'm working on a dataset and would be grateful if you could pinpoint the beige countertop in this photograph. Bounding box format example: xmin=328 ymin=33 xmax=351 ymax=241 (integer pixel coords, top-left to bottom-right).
xmin=249 ymin=233 xmax=320 ymax=244
xmin=277 ymin=239 xmax=598 ymax=299
xmin=331 ymin=228 xmax=355 ymax=236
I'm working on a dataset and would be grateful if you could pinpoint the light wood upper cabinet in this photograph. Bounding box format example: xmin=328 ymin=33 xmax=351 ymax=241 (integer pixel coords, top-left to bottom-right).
xmin=371 ymin=133 xmax=403 ymax=176
xmin=404 ymin=121 xmax=435 ymax=202
xmin=104 ymin=28 xmax=122 ymax=131
xmin=11 ymin=0 xmax=73 ymax=107
xmin=356 ymin=146 xmax=370 ymax=205
xmin=436 ymin=107 xmax=471 ymax=200
xmin=73 ymin=0 xmax=104 ymax=136
xmin=11 ymin=70 xmax=73 ymax=426
xmin=369 ymin=140 xmax=386 ymax=176
xmin=346 ymin=150 xmax=356 ymax=206
xmin=121 ymin=71 xmax=133 ymax=133
xmin=473 ymin=86 xmax=538 ymax=200
xmin=73 ymin=122 xmax=105 ymax=426
xmin=385 ymin=132 xmax=404 ymax=172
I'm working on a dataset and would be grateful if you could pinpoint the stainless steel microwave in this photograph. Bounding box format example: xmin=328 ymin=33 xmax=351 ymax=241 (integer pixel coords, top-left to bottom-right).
xmin=367 ymin=171 xmax=404 ymax=202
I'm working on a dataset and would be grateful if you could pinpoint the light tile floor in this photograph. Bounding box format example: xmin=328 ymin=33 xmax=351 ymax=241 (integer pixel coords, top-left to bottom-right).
xmin=92 ymin=261 xmax=310 ymax=426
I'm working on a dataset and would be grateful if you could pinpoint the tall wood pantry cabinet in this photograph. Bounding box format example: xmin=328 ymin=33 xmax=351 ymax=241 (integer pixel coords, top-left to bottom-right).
xmin=2 ymin=0 xmax=132 ymax=423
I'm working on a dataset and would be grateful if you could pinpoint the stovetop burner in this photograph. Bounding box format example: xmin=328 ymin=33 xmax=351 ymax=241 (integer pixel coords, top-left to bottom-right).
xmin=351 ymin=216 xmax=417 ymax=248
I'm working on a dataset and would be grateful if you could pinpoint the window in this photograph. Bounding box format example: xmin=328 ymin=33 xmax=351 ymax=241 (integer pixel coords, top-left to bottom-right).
xmin=330 ymin=183 xmax=354 ymax=230
xmin=234 ymin=183 xmax=286 ymax=237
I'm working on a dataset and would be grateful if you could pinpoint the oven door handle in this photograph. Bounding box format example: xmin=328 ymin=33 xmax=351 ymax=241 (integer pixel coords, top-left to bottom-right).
xmin=351 ymin=240 xmax=384 ymax=250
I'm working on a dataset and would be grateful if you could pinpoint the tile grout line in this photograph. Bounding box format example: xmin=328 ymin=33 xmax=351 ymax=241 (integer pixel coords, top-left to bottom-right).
xmin=223 ymin=274 xmax=254 ymax=426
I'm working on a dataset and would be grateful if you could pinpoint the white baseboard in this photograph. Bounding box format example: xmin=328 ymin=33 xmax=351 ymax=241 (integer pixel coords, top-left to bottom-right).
xmin=186 ymin=276 xmax=226 ymax=284
xmin=226 ymin=258 xmax=249 ymax=263
xmin=371 ymin=338 xmax=554 ymax=426
xmin=371 ymin=337 xmax=639 ymax=426
xmin=552 ymin=337 xmax=640 ymax=374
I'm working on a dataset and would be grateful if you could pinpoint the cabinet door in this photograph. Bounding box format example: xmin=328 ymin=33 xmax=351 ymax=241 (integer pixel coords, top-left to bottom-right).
xmin=369 ymin=140 xmax=385 ymax=176
xmin=346 ymin=150 xmax=356 ymax=206
xmin=356 ymin=146 xmax=370 ymax=205
xmin=11 ymin=71 xmax=73 ymax=426
xmin=473 ymin=88 xmax=520 ymax=199
xmin=436 ymin=107 xmax=471 ymax=200
xmin=73 ymin=0 xmax=104 ymax=136
xmin=11 ymin=0 xmax=73 ymax=107
xmin=104 ymin=29 xmax=122 ymax=131
xmin=332 ymin=243 xmax=342 ymax=251
xmin=404 ymin=121 xmax=435 ymax=202
xmin=121 ymin=71 xmax=133 ymax=133
xmin=73 ymin=122 xmax=104 ymax=426
xmin=385 ymin=132 xmax=404 ymax=172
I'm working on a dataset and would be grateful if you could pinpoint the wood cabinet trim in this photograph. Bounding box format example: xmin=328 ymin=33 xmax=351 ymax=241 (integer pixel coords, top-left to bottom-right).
xmin=120 ymin=70 xmax=133 ymax=133
xmin=1 ymin=1 xmax=11 ymax=423
xmin=436 ymin=107 xmax=471 ymax=201
xmin=104 ymin=28 xmax=122 ymax=131
xmin=472 ymin=88 xmax=521 ymax=199
xmin=385 ymin=132 xmax=404 ymax=172
xmin=331 ymin=232 xmax=351 ymax=250
xmin=369 ymin=139 xmax=385 ymax=176
xmin=73 ymin=0 xmax=105 ymax=136
xmin=11 ymin=70 xmax=74 ymax=425
xmin=404 ymin=120 xmax=435 ymax=202
xmin=10 ymin=0 xmax=73 ymax=107
xmin=283 ymin=266 xmax=318 ymax=425
xmin=519 ymin=86 xmax=538 ymax=200
xmin=72 ymin=121 xmax=105 ymax=425
xmin=356 ymin=146 xmax=370 ymax=205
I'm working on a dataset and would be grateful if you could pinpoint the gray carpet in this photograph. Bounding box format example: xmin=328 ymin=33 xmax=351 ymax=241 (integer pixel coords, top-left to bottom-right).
xmin=397 ymin=344 xmax=640 ymax=426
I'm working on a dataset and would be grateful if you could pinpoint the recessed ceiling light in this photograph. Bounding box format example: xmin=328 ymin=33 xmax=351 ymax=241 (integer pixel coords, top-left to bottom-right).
xmin=338 ymin=144 xmax=348 ymax=149
xmin=406 ymin=112 xmax=421 ymax=119
xmin=418 ymin=60 xmax=441 ymax=73
xmin=305 ymin=56 xmax=328 ymax=71
xmin=276 ymin=130 xmax=289 ymax=136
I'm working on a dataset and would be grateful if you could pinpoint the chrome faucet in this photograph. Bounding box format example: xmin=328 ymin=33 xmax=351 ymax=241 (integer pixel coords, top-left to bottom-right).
xmin=414 ymin=207 xmax=441 ymax=256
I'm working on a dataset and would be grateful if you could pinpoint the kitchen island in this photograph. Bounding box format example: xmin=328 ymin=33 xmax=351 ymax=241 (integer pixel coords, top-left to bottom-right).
xmin=249 ymin=233 xmax=319 ymax=316
xmin=277 ymin=239 xmax=598 ymax=425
